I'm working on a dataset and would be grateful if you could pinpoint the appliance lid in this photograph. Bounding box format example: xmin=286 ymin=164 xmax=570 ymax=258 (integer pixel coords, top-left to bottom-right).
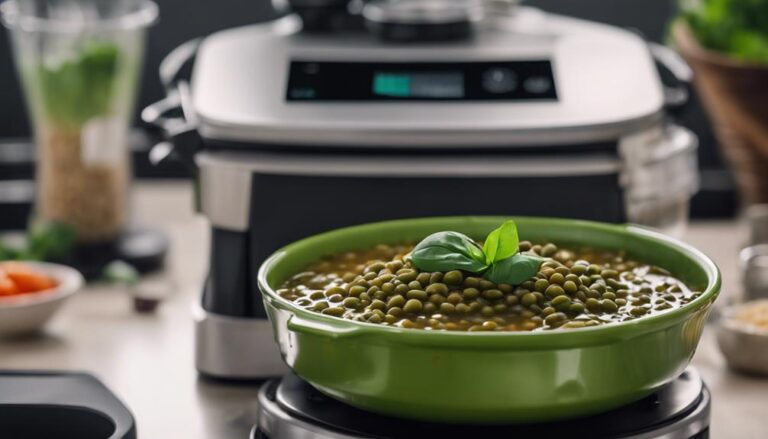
xmin=190 ymin=8 xmax=666 ymax=147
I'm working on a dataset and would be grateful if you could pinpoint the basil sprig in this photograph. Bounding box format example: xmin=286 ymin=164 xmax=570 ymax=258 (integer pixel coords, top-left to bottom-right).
xmin=409 ymin=220 xmax=544 ymax=286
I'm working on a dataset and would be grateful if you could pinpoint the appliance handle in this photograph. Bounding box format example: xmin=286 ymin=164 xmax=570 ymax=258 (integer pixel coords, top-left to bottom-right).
xmin=648 ymin=42 xmax=693 ymax=111
xmin=141 ymin=83 xmax=201 ymax=169
xmin=142 ymin=39 xmax=204 ymax=170
xmin=160 ymin=38 xmax=202 ymax=90
xmin=141 ymin=90 xmax=182 ymax=133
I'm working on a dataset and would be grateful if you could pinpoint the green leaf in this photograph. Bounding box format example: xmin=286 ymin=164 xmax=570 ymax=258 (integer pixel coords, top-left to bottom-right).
xmin=483 ymin=253 xmax=544 ymax=286
xmin=0 ymin=240 xmax=20 ymax=261
xmin=410 ymin=231 xmax=488 ymax=273
xmin=26 ymin=220 xmax=76 ymax=261
xmin=102 ymin=260 xmax=140 ymax=285
xmin=482 ymin=220 xmax=519 ymax=264
xmin=680 ymin=0 xmax=768 ymax=64
xmin=34 ymin=41 xmax=121 ymax=126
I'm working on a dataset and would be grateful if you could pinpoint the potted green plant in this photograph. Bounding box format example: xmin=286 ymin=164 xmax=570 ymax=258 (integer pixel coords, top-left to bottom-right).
xmin=672 ymin=0 xmax=768 ymax=205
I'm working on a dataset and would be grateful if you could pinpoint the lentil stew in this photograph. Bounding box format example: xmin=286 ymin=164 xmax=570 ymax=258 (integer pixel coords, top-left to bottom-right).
xmin=277 ymin=241 xmax=702 ymax=332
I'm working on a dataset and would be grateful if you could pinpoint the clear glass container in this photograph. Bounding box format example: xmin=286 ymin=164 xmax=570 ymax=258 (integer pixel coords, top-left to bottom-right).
xmin=2 ymin=0 xmax=157 ymax=243
xmin=620 ymin=125 xmax=699 ymax=238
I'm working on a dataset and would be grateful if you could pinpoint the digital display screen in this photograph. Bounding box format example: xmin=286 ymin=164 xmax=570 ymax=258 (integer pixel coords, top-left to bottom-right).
xmin=286 ymin=61 xmax=557 ymax=101
xmin=373 ymin=72 xmax=464 ymax=98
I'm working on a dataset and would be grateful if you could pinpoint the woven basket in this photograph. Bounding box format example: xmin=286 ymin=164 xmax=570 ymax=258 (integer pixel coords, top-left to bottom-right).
xmin=673 ymin=22 xmax=768 ymax=205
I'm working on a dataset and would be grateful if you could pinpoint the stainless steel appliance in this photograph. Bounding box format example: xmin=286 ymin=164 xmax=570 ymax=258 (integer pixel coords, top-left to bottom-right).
xmin=144 ymin=2 xmax=698 ymax=379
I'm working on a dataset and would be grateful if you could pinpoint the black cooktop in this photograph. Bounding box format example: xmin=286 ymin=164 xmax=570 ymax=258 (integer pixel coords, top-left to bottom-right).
xmin=254 ymin=368 xmax=710 ymax=439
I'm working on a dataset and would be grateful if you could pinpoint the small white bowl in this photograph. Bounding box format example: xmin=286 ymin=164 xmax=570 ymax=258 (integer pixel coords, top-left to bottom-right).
xmin=0 ymin=262 xmax=83 ymax=336
xmin=717 ymin=300 xmax=768 ymax=376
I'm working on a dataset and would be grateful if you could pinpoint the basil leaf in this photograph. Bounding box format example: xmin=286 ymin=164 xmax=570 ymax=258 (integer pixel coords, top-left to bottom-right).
xmin=102 ymin=260 xmax=140 ymax=285
xmin=410 ymin=231 xmax=488 ymax=273
xmin=482 ymin=220 xmax=519 ymax=264
xmin=483 ymin=253 xmax=544 ymax=286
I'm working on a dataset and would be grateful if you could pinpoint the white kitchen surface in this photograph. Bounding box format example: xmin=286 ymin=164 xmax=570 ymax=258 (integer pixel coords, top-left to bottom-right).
xmin=0 ymin=182 xmax=764 ymax=438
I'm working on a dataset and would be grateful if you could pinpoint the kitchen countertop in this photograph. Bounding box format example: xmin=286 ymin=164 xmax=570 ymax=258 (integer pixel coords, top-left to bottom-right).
xmin=0 ymin=182 xmax=764 ymax=438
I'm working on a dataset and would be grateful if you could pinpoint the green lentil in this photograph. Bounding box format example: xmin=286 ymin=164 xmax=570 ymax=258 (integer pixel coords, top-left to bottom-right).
xmin=463 ymin=277 xmax=481 ymax=288
xmin=549 ymin=273 xmax=565 ymax=285
xmin=522 ymin=293 xmax=538 ymax=307
xmin=601 ymin=299 xmax=618 ymax=313
xmin=440 ymin=302 xmax=455 ymax=314
xmin=444 ymin=270 xmax=463 ymax=285
xmin=343 ymin=297 xmax=360 ymax=308
xmin=545 ymin=284 xmax=565 ymax=299
xmin=426 ymin=283 xmax=449 ymax=295
xmin=541 ymin=243 xmax=558 ymax=257
xmin=545 ymin=312 xmax=567 ymax=327
xmin=462 ymin=288 xmax=480 ymax=299
xmin=563 ymin=280 xmax=578 ymax=295
xmin=387 ymin=295 xmax=406 ymax=309
xmin=455 ymin=303 xmax=471 ymax=313
xmin=396 ymin=270 xmax=418 ymax=283
xmin=406 ymin=290 xmax=428 ymax=300
xmin=447 ymin=292 xmax=463 ymax=304
xmin=429 ymin=272 xmax=444 ymax=284
xmin=429 ymin=294 xmax=445 ymax=304
xmin=322 ymin=307 xmax=345 ymax=316
xmin=482 ymin=289 xmax=504 ymax=300
xmin=585 ymin=298 xmax=601 ymax=312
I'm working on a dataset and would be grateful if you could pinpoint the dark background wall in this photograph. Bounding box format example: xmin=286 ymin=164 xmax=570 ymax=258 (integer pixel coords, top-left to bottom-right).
xmin=0 ymin=0 xmax=722 ymax=170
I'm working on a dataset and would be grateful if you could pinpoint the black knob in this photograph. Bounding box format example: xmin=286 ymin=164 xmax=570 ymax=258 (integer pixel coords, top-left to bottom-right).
xmin=482 ymin=67 xmax=518 ymax=93
xmin=363 ymin=0 xmax=484 ymax=42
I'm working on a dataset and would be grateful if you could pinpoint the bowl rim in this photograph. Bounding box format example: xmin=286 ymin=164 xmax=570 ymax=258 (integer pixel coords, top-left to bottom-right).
xmin=258 ymin=216 xmax=721 ymax=348
xmin=0 ymin=261 xmax=84 ymax=309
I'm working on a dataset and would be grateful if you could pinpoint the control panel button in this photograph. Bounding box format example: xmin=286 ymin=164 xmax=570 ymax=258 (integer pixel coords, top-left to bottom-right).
xmin=523 ymin=76 xmax=552 ymax=94
xmin=482 ymin=67 xmax=517 ymax=94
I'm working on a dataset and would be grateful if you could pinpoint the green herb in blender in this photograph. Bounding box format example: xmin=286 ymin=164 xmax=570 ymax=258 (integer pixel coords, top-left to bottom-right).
xmin=37 ymin=42 xmax=120 ymax=126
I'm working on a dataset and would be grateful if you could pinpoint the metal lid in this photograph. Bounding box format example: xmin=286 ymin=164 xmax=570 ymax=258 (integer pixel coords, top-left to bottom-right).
xmin=190 ymin=9 xmax=666 ymax=148
xmin=362 ymin=0 xmax=484 ymax=25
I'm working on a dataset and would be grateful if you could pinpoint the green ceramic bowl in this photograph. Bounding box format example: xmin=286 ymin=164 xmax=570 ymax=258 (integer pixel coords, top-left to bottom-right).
xmin=258 ymin=217 xmax=720 ymax=424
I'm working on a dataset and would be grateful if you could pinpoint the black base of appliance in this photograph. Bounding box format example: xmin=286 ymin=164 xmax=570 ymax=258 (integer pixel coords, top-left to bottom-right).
xmin=252 ymin=368 xmax=709 ymax=439
xmin=0 ymin=371 xmax=136 ymax=439
xmin=61 ymin=226 xmax=168 ymax=280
